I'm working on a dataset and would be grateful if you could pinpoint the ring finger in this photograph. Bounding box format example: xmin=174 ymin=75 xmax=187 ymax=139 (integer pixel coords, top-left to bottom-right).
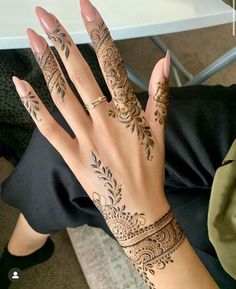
xmin=35 ymin=6 xmax=109 ymax=120
xmin=27 ymin=28 xmax=91 ymax=136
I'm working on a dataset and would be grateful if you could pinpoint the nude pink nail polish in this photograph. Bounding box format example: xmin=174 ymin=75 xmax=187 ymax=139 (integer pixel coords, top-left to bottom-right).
xmin=35 ymin=6 xmax=56 ymax=32
xmin=27 ymin=28 xmax=47 ymax=55
xmin=80 ymin=0 xmax=97 ymax=22
xmin=164 ymin=50 xmax=171 ymax=78
xmin=12 ymin=76 xmax=28 ymax=95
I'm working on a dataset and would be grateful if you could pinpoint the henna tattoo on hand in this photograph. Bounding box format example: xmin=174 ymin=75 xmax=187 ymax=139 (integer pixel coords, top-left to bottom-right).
xmin=47 ymin=20 xmax=72 ymax=59
xmin=153 ymin=78 xmax=169 ymax=125
xmin=34 ymin=47 xmax=66 ymax=100
xmin=90 ymin=152 xmax=185 ymax=289
xmin=90 ymin=22 xmax=155 ymax=161
xmin=20 ymin=91 xmax=41 ymax=122
xmin=123 ymin=213 xmax=185 ymax=289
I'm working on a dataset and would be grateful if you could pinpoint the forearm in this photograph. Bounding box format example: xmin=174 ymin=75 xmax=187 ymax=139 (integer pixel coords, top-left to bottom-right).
xmin=120 ymin=207 xmax=219 ymax=289
xmin=92 ymin=165 xmax=219 ymax=289
xmin=150 ymin=236 xmax=219 ymax=289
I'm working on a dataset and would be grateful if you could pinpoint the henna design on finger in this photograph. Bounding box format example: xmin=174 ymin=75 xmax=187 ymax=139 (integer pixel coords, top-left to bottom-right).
xmin=154 ymin=78 xmax=169 ymax=125
xmin=47 ymin=20 xmax=72 ymax=59
xmin=90 ymin=152 xmax=185 ymax=289
xmin=20 ymin=91 xmax=41 ymax=122
xmin=34 ymin=47 xmax=66 ymax=100
xmin=90 ymin=22 xmax=155 ymax=161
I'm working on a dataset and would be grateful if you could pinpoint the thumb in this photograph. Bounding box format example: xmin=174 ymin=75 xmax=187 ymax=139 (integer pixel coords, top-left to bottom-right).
xmin=146 ymin=50 xmax=171 ymax=140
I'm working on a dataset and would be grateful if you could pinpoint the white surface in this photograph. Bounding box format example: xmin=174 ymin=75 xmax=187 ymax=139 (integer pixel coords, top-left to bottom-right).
xmin=0 ymin=0 xmax=233 ymax=49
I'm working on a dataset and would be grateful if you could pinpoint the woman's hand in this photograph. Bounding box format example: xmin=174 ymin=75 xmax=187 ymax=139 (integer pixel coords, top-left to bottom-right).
xmin=12 ymin=1 xmax=219 ymax=289
xmin=14 ymin=1 xmax=171 ymax=225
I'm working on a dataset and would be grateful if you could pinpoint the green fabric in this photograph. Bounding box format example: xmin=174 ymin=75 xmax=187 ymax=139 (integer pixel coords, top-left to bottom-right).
xmin=208 ymin=139 xmax=236 ymax=280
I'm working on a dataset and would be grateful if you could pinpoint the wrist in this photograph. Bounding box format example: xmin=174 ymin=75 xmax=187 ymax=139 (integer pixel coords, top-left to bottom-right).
xmin=148 ymin=197 xmax=171 ymax=223
xmin=131 ymin=192 xmax=170 ymax=225
xmin=120 ymin=209 xmax=185 ymax=288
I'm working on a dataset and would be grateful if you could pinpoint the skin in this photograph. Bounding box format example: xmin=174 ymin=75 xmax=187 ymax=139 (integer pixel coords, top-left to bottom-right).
xmin=9 ymin=1 xmax=219 ymax=288
xmin=8 ymin=214 xmax=49 ymax=256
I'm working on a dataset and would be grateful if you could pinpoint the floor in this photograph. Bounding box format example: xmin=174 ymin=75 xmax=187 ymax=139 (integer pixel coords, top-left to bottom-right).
xmin=1 ymin=21 xmax=236 ymax=289
xmin=117 ymin=23 xmax=236 ymax=87
xmin=0 ymin=159 xmax=89 ymax=289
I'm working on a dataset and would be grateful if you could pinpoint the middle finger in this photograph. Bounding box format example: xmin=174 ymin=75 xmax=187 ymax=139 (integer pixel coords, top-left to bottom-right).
xmin=80 ymin=0 xmax=156 ymax=161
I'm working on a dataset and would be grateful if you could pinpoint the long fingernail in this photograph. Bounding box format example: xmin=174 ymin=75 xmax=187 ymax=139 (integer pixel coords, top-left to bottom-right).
xmin=164 ymin=50 xmax=171 ymax=78
xmin=12 ymin=76 xmax=28 ymax=95
xmin=80 ymin=0 xmax=97 ymax=22
xmin=35 ymin=6 xmax=56 ymax=32
xmin=27 ymin=28 xmax=47 ymax=55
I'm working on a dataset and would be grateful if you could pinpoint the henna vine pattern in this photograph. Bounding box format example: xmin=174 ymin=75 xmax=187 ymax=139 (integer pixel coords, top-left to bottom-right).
xmin=89 ymin=22 xmax=155 ymax=161
xmin=34 ymin=47 xmax=66 ymax=100
xmin=154 ymin=78 xmax=169 ymax=125
xmin=90 ymin=152 xmax=185 ymax=289
xmin=47 ymin=20 xmax=72 ymax=59
xmin=20 ymin=91 xmax=41 ymax=122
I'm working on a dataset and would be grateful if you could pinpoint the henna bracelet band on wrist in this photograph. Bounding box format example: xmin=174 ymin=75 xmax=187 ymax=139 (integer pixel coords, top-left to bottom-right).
xmin=90 ymin=152 xmax=185 ymax=289
xmin=121 ymin=210 xmax=185 ymax=266
xmin=121 ymin=210 xmax=185 ymax=288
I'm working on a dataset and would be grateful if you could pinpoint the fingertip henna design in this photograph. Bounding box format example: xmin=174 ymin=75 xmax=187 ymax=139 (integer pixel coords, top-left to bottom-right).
xmin=153 ymin=78 xmax=169 ymax=125
xmin=20 ymin=91 xmax=42 ymax=122
xmin=47 ymin=20 xmax=72 ymax=59
xmin=89 ymin=22 xmax=155 ymax=161
xmin=90 ymin=152 xmax=185 ymax=289
xmin=89 ymin=22 xmax=109 ymax=54
xmin=34 ymin=47 xmax=66 ymax=100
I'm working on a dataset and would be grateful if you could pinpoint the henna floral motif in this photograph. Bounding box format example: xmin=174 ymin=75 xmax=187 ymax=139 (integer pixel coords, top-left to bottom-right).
xmin=20 ymin=91 xmax=41 ymax=122
xmin=123 ymin=214 xmax=185 ymax=288
xmin=90 ymin=152 xmax=185 ymax=289
xmin=34 ymin=47 xmax=66 ymax=100
xmin=89 ymin=22 xmax=155 ymax=161
xmin=47 ymin=20 xmax=72 ymax=59
xmin=153 ymin=78 xmax=169 ymax=125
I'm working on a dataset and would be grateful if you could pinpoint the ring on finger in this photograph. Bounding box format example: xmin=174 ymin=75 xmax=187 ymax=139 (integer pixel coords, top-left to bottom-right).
xmin=85 ymin=95 xmax=107 ymax=111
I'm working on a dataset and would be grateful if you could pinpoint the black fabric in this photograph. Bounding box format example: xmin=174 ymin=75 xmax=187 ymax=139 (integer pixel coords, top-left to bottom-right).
xmin=0 ymin=45 xmax=110 ymax=165
xmin=165 ymin=85 xmax=236 ymax=189
xmin=1 ymin=85 xmax=236 ymax=288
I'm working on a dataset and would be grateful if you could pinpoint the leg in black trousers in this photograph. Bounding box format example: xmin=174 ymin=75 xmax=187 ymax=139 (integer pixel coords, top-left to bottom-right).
xmin=1 ymin=85 xmax=236 ymax=289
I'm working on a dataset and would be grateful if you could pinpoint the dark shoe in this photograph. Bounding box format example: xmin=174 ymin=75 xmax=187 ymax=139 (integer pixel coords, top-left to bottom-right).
xmin=0 ymin=237 xmax=54 ymax=289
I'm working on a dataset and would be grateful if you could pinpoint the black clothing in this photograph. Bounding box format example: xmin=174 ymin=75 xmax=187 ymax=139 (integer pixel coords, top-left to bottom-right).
xmin=1 ymin=85 xmax=236 ymax=288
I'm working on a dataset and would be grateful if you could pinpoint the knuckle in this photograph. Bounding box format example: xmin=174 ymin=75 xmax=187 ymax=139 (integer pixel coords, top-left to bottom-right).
xmin=39 ymin=122 xmax=58 ymax=139
xmin=94 ymin=120 xmax=112 ymax=141
xmin=69 ymin=65 xmax=90 ymax=86
xmin=52 ymin=93 xmax=64 ymax=107
xmin=49 ymin=77 xmax=67 ymax=105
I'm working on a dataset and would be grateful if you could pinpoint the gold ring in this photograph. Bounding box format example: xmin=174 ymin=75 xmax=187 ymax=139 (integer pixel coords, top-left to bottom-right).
xmin=85 ymin=96 xmax=107 ymax=111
